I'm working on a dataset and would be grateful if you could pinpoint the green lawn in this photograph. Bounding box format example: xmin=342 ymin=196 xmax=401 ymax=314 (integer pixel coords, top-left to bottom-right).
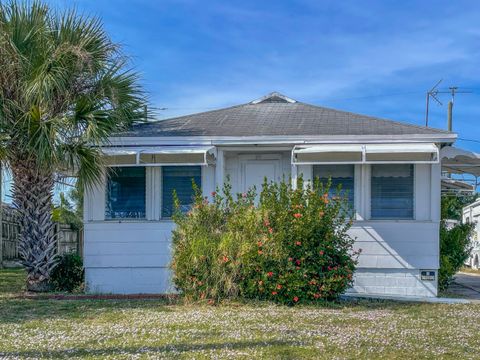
xmin=1 ymin=269 xmax=480 ymax=359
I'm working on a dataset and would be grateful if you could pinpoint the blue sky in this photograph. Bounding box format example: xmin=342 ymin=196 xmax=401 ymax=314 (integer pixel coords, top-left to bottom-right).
xmin=45 ymin=0 xmax=480 ymax=150
xmin=5 ymin=0 xmax=480 ymax=202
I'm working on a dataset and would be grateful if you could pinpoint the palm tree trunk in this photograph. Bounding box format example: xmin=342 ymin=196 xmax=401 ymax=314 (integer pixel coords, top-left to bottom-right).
xmin=11 ymin=159 xmax=57 ymax=292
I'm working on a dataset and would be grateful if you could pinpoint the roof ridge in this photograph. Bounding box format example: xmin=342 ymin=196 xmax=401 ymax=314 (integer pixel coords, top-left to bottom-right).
xmin=250 ymin=92 xmax=297 ymax=104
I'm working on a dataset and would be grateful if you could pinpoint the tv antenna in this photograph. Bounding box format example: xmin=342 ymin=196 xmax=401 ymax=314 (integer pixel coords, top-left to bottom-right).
xmin=425 ymin=79 xmax=443 ymax=127
xmin=425 ymin=80 xmax=472 ymax=129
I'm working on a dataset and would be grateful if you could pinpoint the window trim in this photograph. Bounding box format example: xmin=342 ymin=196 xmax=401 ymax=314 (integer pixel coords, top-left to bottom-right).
xmin=103 ymin=165 xmax=204 ymax=222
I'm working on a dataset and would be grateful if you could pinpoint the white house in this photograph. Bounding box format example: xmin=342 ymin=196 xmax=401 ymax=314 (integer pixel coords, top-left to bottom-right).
xmin=83 ymin=92 xmax=458 ymax=298
xmin=463 ymin=199 xmax=480 ymax=269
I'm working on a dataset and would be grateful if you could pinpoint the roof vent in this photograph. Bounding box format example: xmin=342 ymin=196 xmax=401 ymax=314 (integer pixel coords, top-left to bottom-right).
xmin=250 ymin=92 xmax=297 ymax=104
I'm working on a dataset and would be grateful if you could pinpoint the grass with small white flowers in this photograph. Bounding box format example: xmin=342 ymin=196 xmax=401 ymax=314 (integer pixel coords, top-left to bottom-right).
xmin=0 ymin=268 xmax=479 ymax=359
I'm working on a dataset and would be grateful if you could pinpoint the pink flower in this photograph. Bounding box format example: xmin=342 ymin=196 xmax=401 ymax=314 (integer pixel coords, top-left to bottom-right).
xmin=293 ymin=296 xmax=299 ymax=302
xmin=295 ymin=241 xmax=302 ymax=246
xmin=267 ymin=271 xmax=274 ymax=277
xmin=258 ymin=250 xmax=263 ymax=255
xmin=211 ymin=191 xmax=217 ymax=197
xmin=272 ymin=291 xmax=278 ymax=295
xmin=295 ymin=259 xmax=301 ymax=265
xmin=293 ymin=213 xmax=302 ymax=219
xmin=319 ymin=250 xmax=324 ymax=255
xmin=268 ymin=227 xmax=274 ymax=234
xmin=313 ymin=293 xmax=321 ymax=299
xmin=276 ymin=284 xmax=282 ymax=290
xmin=242 ymin=192 xmax=247 ymax=198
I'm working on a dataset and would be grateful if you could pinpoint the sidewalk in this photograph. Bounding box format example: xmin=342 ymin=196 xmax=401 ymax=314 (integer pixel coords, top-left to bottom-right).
xmin=448 ymin=271 xmax=480 ymax=301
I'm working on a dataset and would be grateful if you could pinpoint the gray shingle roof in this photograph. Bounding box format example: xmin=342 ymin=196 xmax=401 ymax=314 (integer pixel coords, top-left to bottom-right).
xmin=120 ymin=92 xmax=451 ymax=137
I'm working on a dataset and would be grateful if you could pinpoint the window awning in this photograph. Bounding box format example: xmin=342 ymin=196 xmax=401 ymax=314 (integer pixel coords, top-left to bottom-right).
xmin=292 ymin=143 xmax=439 ymax=164
xmin=103 ymin=146 xmax=216 ymax=166
xmin=292 ymin=145 xmax=364 ymax=164
xmin=364 ymin=143 xmax=439 ymax=163
xmin=441 ymin=146 xmax=480 ymax=177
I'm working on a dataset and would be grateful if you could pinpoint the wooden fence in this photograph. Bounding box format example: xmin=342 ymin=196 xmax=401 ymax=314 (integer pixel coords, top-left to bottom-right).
xmin=1 ymin=205 xmax=82 ymax=264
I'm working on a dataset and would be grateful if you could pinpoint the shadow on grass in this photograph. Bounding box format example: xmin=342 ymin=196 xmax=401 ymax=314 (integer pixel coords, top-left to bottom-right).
xmin=0 ymin=268 xmax=176 ymax=324
xmin=0 ymin=268 xmax=26 ymax=294
xmin=0 ymin=297 xmax=176 ymax=324
xmin=0 ymin=340 xmax=298 ymax=358
xmin=0 ymin=268 xmax=432 ymax=326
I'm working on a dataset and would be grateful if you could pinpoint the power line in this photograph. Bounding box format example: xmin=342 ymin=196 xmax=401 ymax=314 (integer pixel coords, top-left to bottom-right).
xmin=457 ymin=138 xmax=480 ymax=145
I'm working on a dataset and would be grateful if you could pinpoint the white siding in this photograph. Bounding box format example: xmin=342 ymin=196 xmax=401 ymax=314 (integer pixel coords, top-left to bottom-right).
xmin=348 ymin=269 xmax=437 ymax=297
xmin=350 ymin=222 xmax=439 ymax=269
xmin=84 ymin=149 xmax=441 ymax=297
xmin=84 ymin=221 xmax=176 ymax=294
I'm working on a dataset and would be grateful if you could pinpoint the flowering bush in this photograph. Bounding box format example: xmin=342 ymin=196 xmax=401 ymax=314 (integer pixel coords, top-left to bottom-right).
xmin=171 ymin=178 xmax=358 ymax=304
xmin=171 ymin=182 xmax=260 ymax=302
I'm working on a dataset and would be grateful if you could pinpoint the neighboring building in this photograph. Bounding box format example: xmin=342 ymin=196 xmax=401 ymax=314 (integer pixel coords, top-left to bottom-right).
xmin=463 ymin=200 xmax=480 ymax=269
xmin=441 ymin=177 xmax=475 ymax=194
xmin=83 ymin=92 xmax=458 ymax=298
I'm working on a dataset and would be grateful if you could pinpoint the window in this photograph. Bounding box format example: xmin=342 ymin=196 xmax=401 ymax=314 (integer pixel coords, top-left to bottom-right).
xmin=371 ymin=164 xmax=414 ymax=219
xmin=313 ymin=164 xmax=355 ymax=209
xmin=162 ymin=166 xmax=201 ymax=217
xmin=105 ymin=167 xmax=146 ymax=219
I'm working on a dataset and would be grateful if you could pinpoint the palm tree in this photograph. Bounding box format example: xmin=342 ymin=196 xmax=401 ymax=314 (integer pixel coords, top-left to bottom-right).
xmin=0 ymin=1 xmax=146 ymax=290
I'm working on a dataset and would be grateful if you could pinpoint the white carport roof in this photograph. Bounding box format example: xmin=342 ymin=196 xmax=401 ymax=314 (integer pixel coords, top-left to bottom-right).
xmin=441 ymin=146 xmax=480 ymax=177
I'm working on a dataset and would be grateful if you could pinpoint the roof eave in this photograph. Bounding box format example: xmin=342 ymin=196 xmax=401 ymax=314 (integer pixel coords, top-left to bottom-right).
xmin=106 ymin=133 xmax=457 ymax=147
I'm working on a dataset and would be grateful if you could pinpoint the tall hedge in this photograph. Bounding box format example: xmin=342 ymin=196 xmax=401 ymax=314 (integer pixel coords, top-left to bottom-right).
xmin=171 ymin=178 xmax=358 ymax=305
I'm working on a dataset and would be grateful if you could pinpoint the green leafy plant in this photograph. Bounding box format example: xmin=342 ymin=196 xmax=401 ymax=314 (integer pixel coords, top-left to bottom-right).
xmin=52 ymin=192 xmax=83 ymax=231
xmin=171 ymin=177 xmax=358 ymax=305
xmin=0 ymin=0 xmax=146 ymax=291
xmin=438 ymin=220 xmax=473 ymax=290
xmin=49 ymin=253 xmax=84 ymax=292
xmin=438 ymin=194 xmax=475 ymax=290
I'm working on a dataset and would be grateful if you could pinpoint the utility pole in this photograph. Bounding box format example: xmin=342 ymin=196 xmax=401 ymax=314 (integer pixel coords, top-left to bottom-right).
xmin=446 ymin=87 xmax=472 ymax=132
xmin=425 ymin=81 xmax=472 ymax=130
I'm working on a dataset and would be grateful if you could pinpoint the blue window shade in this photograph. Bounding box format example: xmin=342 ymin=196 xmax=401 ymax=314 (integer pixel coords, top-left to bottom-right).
xmin=105 ymin=167 xmax=146 ymax=219
xmin=371 ymin=164 xmax=414 ymax=219
xmin=162 ymin=166 xmax=201 ymax=218
xmin=313 ymin=164 xmax=355 ymax=209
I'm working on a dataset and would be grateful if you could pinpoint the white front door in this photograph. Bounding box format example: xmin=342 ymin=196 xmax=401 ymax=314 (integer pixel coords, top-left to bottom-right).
xmin=240 ymin=154 xmax=282 ymax=197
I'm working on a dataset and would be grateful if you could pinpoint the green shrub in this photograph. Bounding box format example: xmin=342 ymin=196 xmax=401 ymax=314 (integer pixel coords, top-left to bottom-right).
xmin=439 ymin=220 xmax=473 ymax=290
xmin=171 ymin=178 xmax=358 ymax=304
xmin=49 ymin=253 xmax=84 ymax=292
